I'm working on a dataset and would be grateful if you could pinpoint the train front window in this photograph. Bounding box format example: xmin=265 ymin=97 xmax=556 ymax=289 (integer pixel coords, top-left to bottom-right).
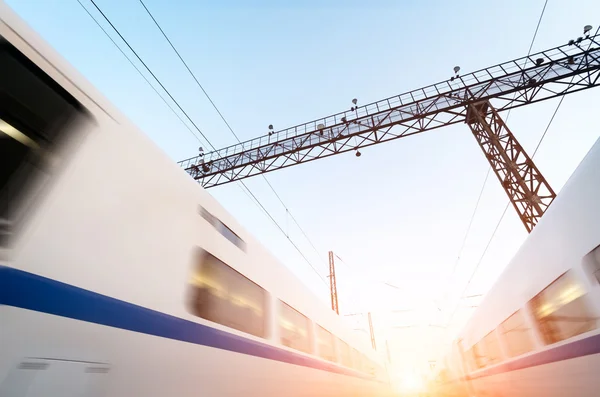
xmin=0 ymin=38 xmax=83 ymax=246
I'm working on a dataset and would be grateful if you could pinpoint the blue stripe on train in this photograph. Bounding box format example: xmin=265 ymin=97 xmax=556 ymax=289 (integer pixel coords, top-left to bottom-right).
xmin=0 ymin=266 xmax=372 ymax=380
xmin=468 ymin=330 xmax=600 ymax=380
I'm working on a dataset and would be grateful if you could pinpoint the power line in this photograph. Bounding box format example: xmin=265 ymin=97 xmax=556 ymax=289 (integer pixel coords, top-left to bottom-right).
xmin=75 ymin=0 xmax=274 ymax=231
xmin=334 ymin=254 xmax=403 ymax=291
xmin=75 ymin=0 xmax=207 ymax=148
xmin=446 ymin=204 xmax=509 ymax=325
xmin=526 ymin=0 xmax=549 ymax=55
xmin=504 ymin=0 xmax=549 ymax=123
xmin=136 ymin=0 xmax=241 ymax=144
xmin=137 ymin=0 xmax=326 ymax=262
xmin=77 ymin=0 xmax=328 ymax=287
xmin=84 ymin=0 xmax=216 ymax=151
xmin=447 ymin=170 xmax=491 ymax=280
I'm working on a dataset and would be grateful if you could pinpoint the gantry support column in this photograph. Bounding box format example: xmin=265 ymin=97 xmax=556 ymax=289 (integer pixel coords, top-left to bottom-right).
xmin=466 ymin=101 xmax=556 ymax=233
xmin=328 ymin=251 xmax=339 ymax=315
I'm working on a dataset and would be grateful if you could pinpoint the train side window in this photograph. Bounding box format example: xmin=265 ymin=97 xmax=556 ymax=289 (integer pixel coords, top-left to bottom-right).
xmin=278 ymin=301 xmax=311 ymax=354
xmin=316 ymin=325 xmax=336 ymax=362
xmin=0 ymin=38 xmax=85 ymax=246
xmin=498 ymin=309 xmax=535 ymax=358
xmin=351 ymin=348 xmax=361 ymax=370
xmin=593 ymin=246 xmax=600 ymax=283
xmin=187 ymin=249 xmax=266 ymax=338
xmin=583 ymin=245 xmax=600 ymax=285
xmin=199 ymin=206 xmax=246 ymax=251
xmin=482 ymin=330 xmax=502 ymax=366
xmin=471 ymin=341 xmax=486 ymax=369
xmin=528 ymin=270 xmax=597 ymax=345
xmin=365 ymin=357 xmax=375 ymax=376
xmin=338 ymin=339 xmax=352 ymax=368
xmin=360 ymin=353 xmax=367 ymax=373
xmin=463 ymin=347 xmax=474 ymax=372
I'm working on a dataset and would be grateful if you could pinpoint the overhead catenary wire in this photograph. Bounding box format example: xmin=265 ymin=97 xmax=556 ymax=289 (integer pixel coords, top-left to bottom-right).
xmin=77 ymin=0 xmax=328 ymax=287
xmin=137 ymin=0 xmax=326 ymax=263
xmin=334 ymin=254 xmax=404 ymax=291
xmin=74 ymin=0 xmax=275 ymax=218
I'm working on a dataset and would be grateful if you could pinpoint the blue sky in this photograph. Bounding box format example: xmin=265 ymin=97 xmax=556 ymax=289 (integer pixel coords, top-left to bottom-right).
xmin=7 ymin=0 xmax=600 ymax=369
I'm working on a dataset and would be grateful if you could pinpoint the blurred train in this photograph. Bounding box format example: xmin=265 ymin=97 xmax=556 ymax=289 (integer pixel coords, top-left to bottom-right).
xmin=430 ymin=100 xmax=600 ymax=394
xmin=0 ymin=3 xmax=393 ymax=396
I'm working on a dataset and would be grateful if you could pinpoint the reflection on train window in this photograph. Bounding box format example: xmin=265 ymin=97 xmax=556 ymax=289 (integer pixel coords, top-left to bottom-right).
xmin=464 ymin=348 xmax=476 ymax=372
xmin=482 ymin=330 xmax=502 ymax=366
xmin=338 ymin=339 xmax=352 ymax=368
xmin=279 ymin=301 xmax=311 ymax=353
xmin=587 ymin=245 xmax=600 ymax=284
xmin=0 ymin=38 xmax=84 ymax=246
xmin=499 ymin=309 xmax=534 ymax=358
xmin=471 ymin=341 xmax=486 ymax=370
xmin=364 ymin=355 xmax=376 ymax=376
xmin=199 ymin=206 xmax=246 ymax=251
xmin=529 ymin=270 xmax=597 ymax=345
xmin=351 ymin=348 xmax=361 ymax=370
xmin=188 ymin=250 xmax=266 ymax=338
xmin=360 ymin=353 xmax=368 ymax=373
xmin=316 ymin=325 xmax=336 ymax=362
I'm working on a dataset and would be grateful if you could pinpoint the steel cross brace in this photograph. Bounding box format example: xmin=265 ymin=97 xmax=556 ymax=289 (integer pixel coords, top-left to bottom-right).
xmin=466 ymin=101 xmax=556 ymax=232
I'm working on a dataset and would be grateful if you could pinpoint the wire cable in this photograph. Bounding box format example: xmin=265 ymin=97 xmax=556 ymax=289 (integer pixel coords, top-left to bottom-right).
xmin=527 ymin=0 xmax=548 ymax=55
xmin=447 ymin=170 xmax=491 ymax=280
xmin=77 ymin=0 xmax=328 ymax=287
xmin=76 ymin=0 xmax=276 ymax=229
xmin=76 ymin=0 xmax=208 ymax=148
xmin=85 ymin=0 xmax=217 ymax=151
xmin=137 ymin=0 xmax=326 ymax=262
xmin=334 ymin=253 xmax=405 ymax=292
xmin=505 ymin=0 xmax=549 ymax=123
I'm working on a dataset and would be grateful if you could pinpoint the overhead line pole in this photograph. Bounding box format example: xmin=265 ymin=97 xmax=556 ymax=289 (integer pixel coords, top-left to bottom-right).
xmin=328 ymin=251 xmax=339 ymax=315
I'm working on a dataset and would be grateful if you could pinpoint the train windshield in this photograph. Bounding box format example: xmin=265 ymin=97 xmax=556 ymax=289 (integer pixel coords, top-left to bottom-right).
xmin=0 ymin=37 xmax=83 ymax=245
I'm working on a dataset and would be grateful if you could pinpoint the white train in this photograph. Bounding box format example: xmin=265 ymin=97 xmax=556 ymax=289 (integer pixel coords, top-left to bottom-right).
xmin=0 ymin=3 xmax=393 ymax=396
xmin=430 ymin=106 xmax=600 ymax=394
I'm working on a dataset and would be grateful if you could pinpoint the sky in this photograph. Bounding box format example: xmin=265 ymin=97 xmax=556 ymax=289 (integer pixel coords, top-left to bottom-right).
xmin=7 ymin=0 xmax=600 ymax=374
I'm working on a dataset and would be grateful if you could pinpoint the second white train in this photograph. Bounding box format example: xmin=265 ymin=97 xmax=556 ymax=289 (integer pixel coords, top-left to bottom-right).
xmin=431 ymin=130 xmax=600 ymax=395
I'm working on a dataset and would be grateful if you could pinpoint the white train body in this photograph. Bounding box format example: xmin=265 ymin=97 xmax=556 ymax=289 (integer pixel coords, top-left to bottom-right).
xmin=431 ymin=102 xmax=600 ymax=394
xmin=0 ymin=3 xmax=393 ymax=396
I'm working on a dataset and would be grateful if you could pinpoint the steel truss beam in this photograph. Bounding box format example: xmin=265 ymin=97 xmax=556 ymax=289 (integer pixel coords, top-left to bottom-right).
xmin=467 ymin=101 xmax=555 ymax=232
xmin=179 ymin=34 xmax=600 ymax=190
xmin=178 ymin=36 xmax=600 ymax=232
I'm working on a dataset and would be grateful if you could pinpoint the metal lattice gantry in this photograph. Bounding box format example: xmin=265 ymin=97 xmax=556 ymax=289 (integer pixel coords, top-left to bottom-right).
xmin=467 ymin=101 xmax=556 ymax=232
xmin=179 ymin=33 xmax=600 ymax=232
